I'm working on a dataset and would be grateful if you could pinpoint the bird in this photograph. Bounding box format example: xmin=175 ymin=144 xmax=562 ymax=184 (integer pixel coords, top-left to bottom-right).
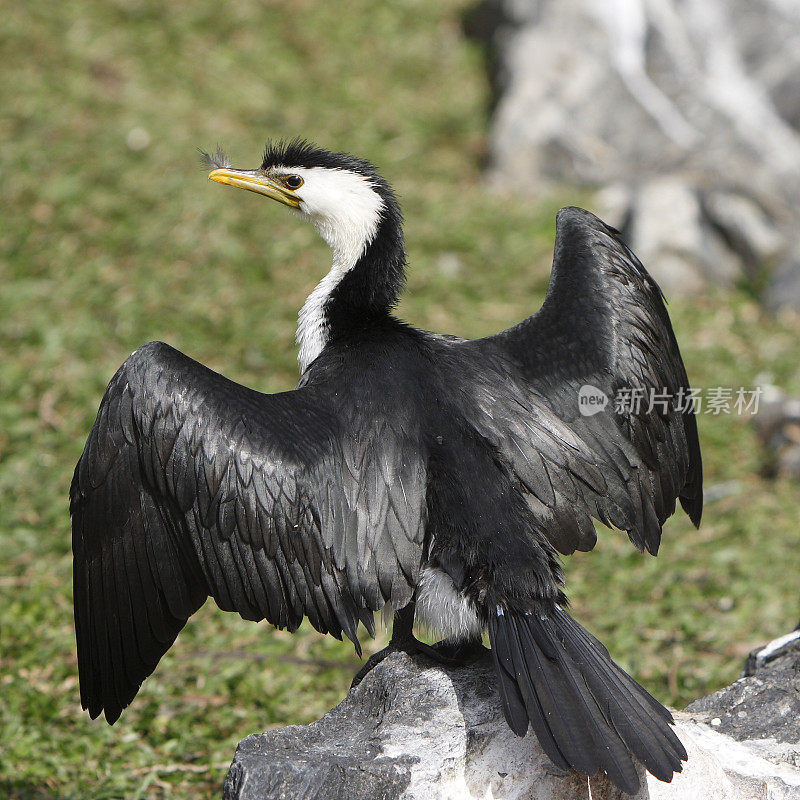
xmin=71 ymin=139 xmax=702 ymax=794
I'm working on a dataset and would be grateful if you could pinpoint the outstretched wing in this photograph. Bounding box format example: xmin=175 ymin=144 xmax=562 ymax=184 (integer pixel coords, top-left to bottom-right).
xmin=461 ymin=207 xmax=702 ymax=556
xmin=71 ymin=341 xmax=426 ymax=722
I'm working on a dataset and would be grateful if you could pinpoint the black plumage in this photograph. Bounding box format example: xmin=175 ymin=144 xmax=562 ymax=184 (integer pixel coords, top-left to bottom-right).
xmin=72 ymin=142 xmax=701 ymax=794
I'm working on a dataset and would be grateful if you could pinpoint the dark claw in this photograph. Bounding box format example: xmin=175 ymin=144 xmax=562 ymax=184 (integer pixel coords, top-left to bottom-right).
xmin=351 ymin=646 xmax=398 ymax=687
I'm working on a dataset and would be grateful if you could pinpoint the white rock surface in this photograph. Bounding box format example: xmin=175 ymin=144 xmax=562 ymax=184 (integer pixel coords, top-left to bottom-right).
xmin=224 ymin=645 xmax=800 ymax=800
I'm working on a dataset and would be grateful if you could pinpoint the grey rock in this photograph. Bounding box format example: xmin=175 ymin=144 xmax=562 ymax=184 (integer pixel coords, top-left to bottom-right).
xmin=743 ymin=629 xmax=800 ymax=678
xmin=702 ymin=191 xmax=784 ymax=269
xmin=778 ymin=447 xmax=800 ymax=479
xmin=473 ymin=0 xmax=800 ymax=305
xmin=225 ymin=644 xmax=800 ymax=799
xmin=766 ymin=258 xmax=800 ymax=312
xmin=627 ymin=178 xmax=740 ymax=293
xmin=664 ymin=720 xmax=800 ymax=800
xmin=686 ymin=644 xmax=800 ymax=743
xmin=224 ymin=652 xmax=636 ymax=800
xmin=752 ymin=388 xmax=800 ymax=479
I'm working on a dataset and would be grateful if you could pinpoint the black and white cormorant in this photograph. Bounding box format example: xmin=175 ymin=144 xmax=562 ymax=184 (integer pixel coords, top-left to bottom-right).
xmin=72 ymin=140 xmax=702 ymax=794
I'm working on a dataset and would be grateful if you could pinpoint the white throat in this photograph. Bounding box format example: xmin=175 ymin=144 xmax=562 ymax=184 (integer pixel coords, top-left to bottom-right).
xmin=296 ymin=267 xmax=349 ymax=373
xmin=287 ymin=166 xmax=384 ymax=372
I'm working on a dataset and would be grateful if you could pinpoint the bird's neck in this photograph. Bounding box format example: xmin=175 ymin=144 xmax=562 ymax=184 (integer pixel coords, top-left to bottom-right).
xmin=297 ymin=211 xmax=405 ymax=372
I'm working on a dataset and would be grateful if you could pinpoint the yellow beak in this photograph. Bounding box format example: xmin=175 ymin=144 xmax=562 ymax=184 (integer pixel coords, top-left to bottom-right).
xmin=208 ymin=168 xmax=301 ymax=209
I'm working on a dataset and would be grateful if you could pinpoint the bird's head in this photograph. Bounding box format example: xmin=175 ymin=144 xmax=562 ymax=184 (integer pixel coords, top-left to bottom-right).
xmin=203 ymin=139 xmax=402 ymax=272
xmin=203 ymin=139 xmax=406 ymax=370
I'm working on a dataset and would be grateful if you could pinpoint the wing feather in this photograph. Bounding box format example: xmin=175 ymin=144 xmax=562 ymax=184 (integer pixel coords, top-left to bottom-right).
xmin=460 ymin=207 xmax=702 ymax=556
xmin=71 ymin=341 xmax=426 ymax=722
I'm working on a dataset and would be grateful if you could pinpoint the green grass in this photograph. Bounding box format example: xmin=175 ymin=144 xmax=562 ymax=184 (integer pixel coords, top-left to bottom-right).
xmin=2 ymin=1 xmax=800 ymax=798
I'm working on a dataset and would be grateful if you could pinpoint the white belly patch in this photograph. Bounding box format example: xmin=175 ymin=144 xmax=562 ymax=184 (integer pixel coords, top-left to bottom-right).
xmin=414 ymin=565 xmax=483 ymax=641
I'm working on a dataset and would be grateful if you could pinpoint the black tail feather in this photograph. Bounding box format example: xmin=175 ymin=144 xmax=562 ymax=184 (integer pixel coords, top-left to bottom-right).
xmin=552 ymin=608 xmax=685 ymax=780
xmin=488 ymin=605 xmax=686 ymax=795
xmin=517 ymin=613 xmax=640 ymax=787
xmin=510 ymin=613 xmax=601 ymax=775
xmin=491 ymin=622 xmax=538 ymax=740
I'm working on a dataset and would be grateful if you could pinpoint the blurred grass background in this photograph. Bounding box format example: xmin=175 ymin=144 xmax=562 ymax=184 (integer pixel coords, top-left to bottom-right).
xmin=2 ymin=1 xmax=799 ymax=798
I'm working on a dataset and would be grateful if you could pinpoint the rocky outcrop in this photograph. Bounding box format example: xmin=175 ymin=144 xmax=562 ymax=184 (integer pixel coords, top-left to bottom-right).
xmin=468 ymin=0 xmax=800 ymax=305
xmin=687 ymin=627 xmax=800 ymax=745
xmin=223 ymin=631 xmax=800 ymax=799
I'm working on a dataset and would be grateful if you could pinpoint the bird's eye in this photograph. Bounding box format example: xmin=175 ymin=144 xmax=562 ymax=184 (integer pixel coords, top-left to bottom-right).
xmin=284 ymin=175 xmax=303 ymax=189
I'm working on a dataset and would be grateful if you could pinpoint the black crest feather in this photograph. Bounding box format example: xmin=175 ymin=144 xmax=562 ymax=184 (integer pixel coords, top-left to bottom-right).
xmin=261 ymin=138 xmax=380 ymax=180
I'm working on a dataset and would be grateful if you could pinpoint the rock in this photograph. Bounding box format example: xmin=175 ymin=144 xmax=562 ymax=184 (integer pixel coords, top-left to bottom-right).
xmin=628 ymin=178 xmax=741 ymax=293
xmin=224 ymin=652 xmax=623 ymax=800
xmin=702 ymin=192 xmax=784 ymax=269
xmin=743 ymin=628 xmax=800 ymax=678
xmin=662 ymin=721 xmax=800 ymax=800
xmin=224 ymin=644 xmax=800 ymax=799
xmin=469 ymin=0 xmax=800 ymax=305
xmin=752 ymin=387 xmax=800 ymax=479
xmin=687 ymin=630 xmax=800 ymax=744
xmin=766 ymin=258 xmax=800 ymax=312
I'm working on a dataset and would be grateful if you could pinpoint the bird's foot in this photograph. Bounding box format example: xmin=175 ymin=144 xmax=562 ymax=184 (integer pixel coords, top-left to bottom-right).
xmin=350 ymin=636 xmax=489 ymax=688
xmin=351 ymin=603 xmax=421 ymax=688
xmin=350 ymin=634 xmax=424 ymax=688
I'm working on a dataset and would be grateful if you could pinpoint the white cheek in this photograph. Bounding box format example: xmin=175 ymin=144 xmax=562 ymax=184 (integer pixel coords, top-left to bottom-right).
xmin=291 ymin=168 xmax=384 ymax=269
